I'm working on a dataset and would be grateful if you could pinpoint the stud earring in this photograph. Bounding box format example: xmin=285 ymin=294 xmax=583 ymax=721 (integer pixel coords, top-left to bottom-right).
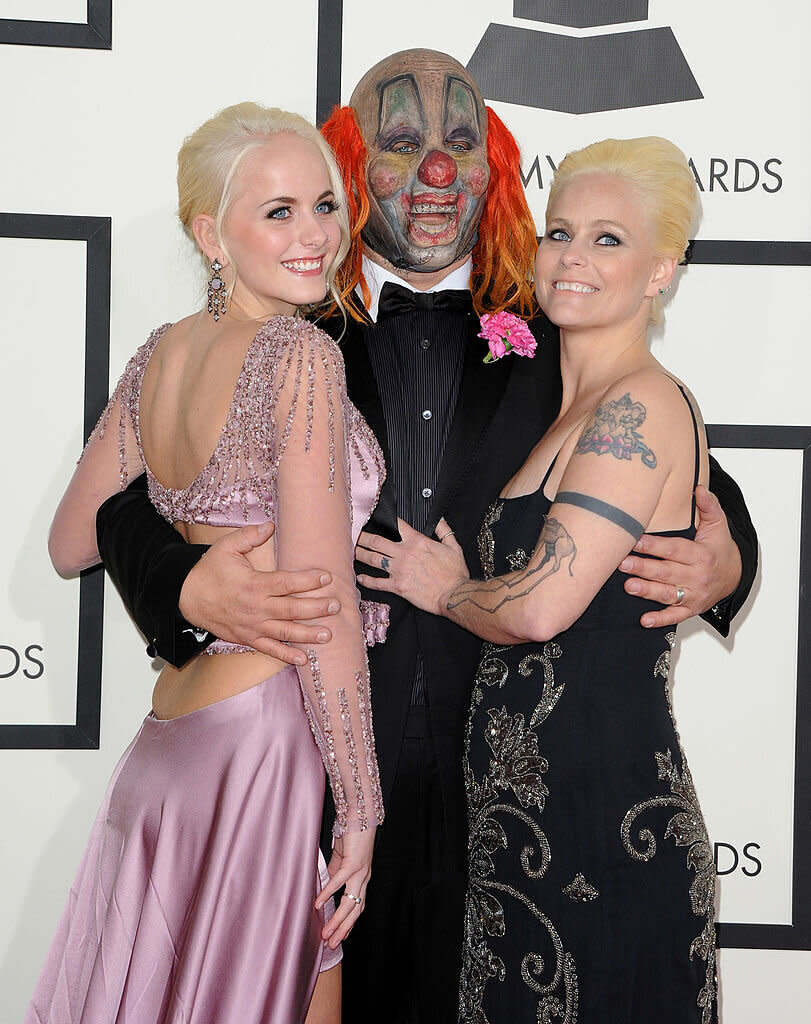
xmin=207 ymin=258 xmax=227 ymax=321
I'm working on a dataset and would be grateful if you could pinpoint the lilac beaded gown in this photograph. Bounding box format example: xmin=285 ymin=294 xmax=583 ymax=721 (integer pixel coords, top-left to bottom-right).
xmin=27 ymin=318 xmax=385 ymax=1024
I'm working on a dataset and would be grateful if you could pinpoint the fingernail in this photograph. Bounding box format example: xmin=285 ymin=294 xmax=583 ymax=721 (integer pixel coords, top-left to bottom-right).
xmin=320 ymin=573 xmax=331 ymax=585
xmin=619 ymin=558 xmax=632 ymax=572
xmin=327 ymin=600 xmax=340 ymax=614
xmin=641 ymin=616 xmax=653 ymax=628
xmin=625 ymin=579 xmax=641 ymax=594
xmin=316 ymin=630 xmax=330 ymax=642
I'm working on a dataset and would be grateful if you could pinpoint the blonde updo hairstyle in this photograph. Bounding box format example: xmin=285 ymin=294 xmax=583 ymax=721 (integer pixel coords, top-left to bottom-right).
xmin=545 ymin=136 xmax=700 ymax=324
xmin=177 ymin=102 xmax=351 ymax=313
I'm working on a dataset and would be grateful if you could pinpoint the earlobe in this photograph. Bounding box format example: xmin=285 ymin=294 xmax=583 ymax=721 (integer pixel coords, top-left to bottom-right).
xmin=648 ymin=256 xmax=677 ymax=297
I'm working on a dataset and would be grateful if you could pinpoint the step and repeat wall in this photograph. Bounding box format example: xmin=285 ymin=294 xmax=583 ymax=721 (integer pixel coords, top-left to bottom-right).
xmin=1 ymin=1 xmax=808 ymax=1020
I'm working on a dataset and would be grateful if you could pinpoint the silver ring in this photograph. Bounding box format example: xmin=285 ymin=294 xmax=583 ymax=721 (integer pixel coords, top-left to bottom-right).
xmin=675 ymin=586 xmax=685 ymax=606
xmin=345 ymin=891 xmax=362 ymax=906
xmin=440 ymin=530 xmax=455 ymax=542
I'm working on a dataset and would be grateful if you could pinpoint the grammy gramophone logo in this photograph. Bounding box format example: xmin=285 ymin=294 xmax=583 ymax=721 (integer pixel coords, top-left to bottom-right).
xmin=468 ymin=1 xmax=702 ymax=114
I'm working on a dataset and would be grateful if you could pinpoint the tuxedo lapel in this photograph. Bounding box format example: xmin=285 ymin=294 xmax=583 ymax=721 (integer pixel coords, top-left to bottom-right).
xmin=340 ymin=321 xmax=388 ymax=457
xmin=427 ymin=319 xmax=513 ymax=532
xmin=340 ymin=319 xmax=400 ymax=540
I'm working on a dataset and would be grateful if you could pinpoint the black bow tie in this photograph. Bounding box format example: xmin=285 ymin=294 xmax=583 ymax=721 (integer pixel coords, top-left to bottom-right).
xmin=376 ymin=281 xmax=473 ymax=322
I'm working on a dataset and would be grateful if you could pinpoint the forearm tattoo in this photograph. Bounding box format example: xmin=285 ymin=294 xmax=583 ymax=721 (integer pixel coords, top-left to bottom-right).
xmin=447 ymin=516 xmax=576 ymax=614
xmin=556 ymin=491 xmax=644 ymax=541
xmin=576 ymin=393 xmax=657 ymax=468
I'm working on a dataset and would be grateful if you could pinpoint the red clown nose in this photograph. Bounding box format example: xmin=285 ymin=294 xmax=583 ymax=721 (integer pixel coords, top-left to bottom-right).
xmin=417 ymin=150 xmax=458 ymax=187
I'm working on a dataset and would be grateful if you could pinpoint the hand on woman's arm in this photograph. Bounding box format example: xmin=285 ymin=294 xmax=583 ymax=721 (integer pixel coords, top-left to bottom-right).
xmin=179 ymin=522 xmax=340 ymax=664
xmin=618 ymin=485 xmax=742 ymax=628
xmin=97 ymin=479 xmax=339 ymax=667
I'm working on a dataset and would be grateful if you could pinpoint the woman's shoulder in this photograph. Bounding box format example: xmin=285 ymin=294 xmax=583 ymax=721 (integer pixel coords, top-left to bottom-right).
xmin=579 ymin=366 xmax=701 ymax=470
xmin=250 ymin=314 xmax=346 ymax=377
xmin=595 ymin=364 xmax=700 ymax=420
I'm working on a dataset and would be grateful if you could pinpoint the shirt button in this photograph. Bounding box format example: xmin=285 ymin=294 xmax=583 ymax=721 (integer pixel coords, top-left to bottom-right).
xmin=422 ymin=409 xmax=433 ymax=420
xmin=420 ymin=338 xmax=431 ymax=349
xmin=422 ymin=487 xmax=433 ymax=499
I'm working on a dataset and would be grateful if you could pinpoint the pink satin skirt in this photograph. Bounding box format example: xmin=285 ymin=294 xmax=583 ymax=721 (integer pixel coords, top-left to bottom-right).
xmin=26 ymin=666 xmax=340 ymax=1023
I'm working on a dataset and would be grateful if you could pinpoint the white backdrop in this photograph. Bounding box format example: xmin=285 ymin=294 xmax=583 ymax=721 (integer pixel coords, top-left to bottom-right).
xmin=1 ymin=1 xmax=808 ymax=1020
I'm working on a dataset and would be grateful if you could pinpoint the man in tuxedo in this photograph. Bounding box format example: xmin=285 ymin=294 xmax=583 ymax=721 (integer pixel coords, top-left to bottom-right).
xmin=96 ymin=50 xmax=756 ymax=1023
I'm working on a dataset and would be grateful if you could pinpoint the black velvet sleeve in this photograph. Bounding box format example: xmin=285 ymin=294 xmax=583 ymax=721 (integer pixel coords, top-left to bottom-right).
xmin=95 ymin=474 xmax=214 ymax=667
xmin=701 ymin=454 xmax=759 ymax=637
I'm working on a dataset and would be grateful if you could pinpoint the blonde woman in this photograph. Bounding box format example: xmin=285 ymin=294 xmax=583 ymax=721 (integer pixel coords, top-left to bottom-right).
xmin=29 ymin=103 xmax=384 ymax=1024
xmin=358 ymin=138 xmax=720 ymax=1023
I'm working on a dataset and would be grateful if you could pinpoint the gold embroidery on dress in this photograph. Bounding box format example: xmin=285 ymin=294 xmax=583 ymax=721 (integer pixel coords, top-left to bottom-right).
xmin=460 ymin=643 xmax=578 ymax=1023
xmin=620 ymin=633 xmax=717 ymax=1023
xmin=561 ymin=873 xmax=599 ymax=903
xmin=507 ymin=547 xmax=529 ymax=572
xmin=478 ymin=500 xmax=504 ymax=580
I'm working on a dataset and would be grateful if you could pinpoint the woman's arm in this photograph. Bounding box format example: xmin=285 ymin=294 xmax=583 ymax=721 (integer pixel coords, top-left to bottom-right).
xmin=268 ymin=321 xmax=384 ymax=943
xmin=359 ymin=372 xmax=706 ymax=644
xmin=50 ymin=393 xmax=144 ymax=577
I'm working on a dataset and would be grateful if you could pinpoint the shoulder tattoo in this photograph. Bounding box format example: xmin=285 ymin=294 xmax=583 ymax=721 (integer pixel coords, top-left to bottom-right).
xmin=576 ymin=392 xmax=657 ymax=468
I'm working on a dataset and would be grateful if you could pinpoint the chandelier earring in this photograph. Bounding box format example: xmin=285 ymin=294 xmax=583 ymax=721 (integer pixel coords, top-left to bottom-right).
xmin=207 ymin=258 xmax=228 ymax=321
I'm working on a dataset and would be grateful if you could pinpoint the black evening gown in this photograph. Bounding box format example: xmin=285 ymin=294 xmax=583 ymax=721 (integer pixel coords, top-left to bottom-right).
xmin=458 ymin=394 xmax=717 ymax=1024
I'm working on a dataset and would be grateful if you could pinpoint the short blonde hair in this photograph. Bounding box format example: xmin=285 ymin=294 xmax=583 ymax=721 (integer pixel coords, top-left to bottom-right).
xmin=546 ymin=137 xmax=700 ymax=322
xmin=177 ymin=102 xmax=351 ymax=310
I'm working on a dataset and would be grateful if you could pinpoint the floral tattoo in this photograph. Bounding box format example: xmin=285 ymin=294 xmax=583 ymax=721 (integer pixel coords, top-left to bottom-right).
xmin=576 ymin=393 xmax=657 ymax=468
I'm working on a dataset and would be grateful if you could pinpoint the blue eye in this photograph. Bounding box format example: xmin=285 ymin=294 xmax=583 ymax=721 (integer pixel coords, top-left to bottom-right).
xmin=267 ymin=206 xmax=291 ymax=220
xmin=315 ymin=199 xmax=338 ymax=215
xmin=547 ymin=228 xmax=570 ymax=242
xmin=597 ymin=233 xmax=620 ymax=246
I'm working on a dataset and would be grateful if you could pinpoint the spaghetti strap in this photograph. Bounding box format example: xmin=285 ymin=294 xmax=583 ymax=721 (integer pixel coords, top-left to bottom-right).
xmin=540 ymin=449 xmax=561 ymax=493
xmin=666 ymin=376 xmax=701 ymax=523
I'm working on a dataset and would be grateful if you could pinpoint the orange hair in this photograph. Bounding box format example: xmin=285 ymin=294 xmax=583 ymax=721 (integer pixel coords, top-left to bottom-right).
xmin=320 ymin=103 xmax=538 ymax=321
xmin=320 ymin=106 xmax=372 ymax=321
xmin=471 ymin=107 xmax=538 ymax=318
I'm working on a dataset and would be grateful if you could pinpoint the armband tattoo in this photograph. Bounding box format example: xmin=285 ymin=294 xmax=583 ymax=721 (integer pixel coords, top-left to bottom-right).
xmin=555 ymin=491 xmax=644 ymax=541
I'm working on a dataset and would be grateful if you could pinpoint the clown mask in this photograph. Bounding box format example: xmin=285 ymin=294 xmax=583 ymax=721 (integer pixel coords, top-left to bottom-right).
xmin=351 ymin=49 xmax=490 ymax=274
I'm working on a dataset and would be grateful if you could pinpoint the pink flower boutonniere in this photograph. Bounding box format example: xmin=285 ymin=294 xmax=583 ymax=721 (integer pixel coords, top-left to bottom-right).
xmin=478 ymin=311 xmax=537 ymax=364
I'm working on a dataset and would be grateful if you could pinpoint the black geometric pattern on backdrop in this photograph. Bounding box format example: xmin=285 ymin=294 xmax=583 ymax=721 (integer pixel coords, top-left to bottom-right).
xmin=705 ymin=425 xmax=811 ymax=953
xmin=514 ymin=0 xmax=648 ymax=29
xmin=0 ymin=1 xmax=111 ymax=49
xmin=0 ymin=213 xmax=110 ymax=750
xmin=467 ymin=24 xmax=702 ymax=113
xmin=316 ymin=0 xmax=343 ymax=126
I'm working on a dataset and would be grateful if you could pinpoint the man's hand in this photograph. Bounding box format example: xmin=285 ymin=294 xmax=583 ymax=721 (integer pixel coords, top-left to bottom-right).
xmin=178 ymin=521 xmax=340 ymax=665
xmin=619 ymin=485 xmax=743 ymax=629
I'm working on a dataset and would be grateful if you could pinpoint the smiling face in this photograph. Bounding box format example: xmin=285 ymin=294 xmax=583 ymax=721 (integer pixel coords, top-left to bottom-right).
xmin=535 ymin=172 xmax=671 ymax=332
xmin=219 ymin=133 xmax=342 ymax=319
xmin=351 ymin=49 xmax=490 ymax=274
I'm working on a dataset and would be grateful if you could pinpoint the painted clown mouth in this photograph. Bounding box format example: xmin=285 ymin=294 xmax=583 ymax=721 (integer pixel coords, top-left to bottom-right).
xmin=401 ymin=192 xmax=465 ymax=243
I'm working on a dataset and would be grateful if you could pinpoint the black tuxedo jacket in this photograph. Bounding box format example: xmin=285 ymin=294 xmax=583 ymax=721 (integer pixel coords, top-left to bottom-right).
xmin=95 ymin=309 xmax=757 ymax=862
